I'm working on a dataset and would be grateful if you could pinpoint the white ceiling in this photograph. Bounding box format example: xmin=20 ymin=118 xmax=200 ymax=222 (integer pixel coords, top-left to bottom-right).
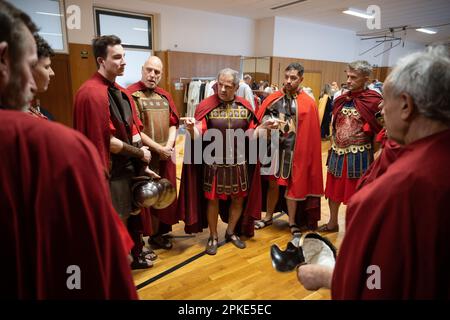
xmin=145 ymin=0 xmax=450 ymax=45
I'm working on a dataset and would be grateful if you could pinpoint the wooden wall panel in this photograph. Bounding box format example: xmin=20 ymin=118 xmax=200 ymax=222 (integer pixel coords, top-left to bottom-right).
xmin=373 ymin=67 xmax=391 ymax=82
xmin=69 ymin=43 xmax=97 ymax=100
xmin=271 ymin=57 xmax=348 ymax=98
xmin=159 ymin=50 xmax=241 ymax=116
xmin=37 ymin=53 xmax=73 ymax=127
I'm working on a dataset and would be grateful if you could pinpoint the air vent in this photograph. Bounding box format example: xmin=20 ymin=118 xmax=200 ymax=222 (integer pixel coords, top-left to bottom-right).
xmin=270 ymin=0 xmax=307 ymax=10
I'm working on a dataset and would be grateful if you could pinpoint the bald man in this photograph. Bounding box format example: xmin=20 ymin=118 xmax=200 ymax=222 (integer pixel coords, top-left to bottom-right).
xmin=128 ymin=56 xmax=180 ymax=252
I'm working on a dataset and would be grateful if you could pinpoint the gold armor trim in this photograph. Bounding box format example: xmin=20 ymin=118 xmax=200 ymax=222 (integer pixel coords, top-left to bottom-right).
xmin=331 ymin=143 xmax=372 ymax=155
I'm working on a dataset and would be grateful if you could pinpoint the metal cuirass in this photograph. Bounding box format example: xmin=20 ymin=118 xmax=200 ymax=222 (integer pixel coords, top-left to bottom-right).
xmin=132 ymin=90 xmax=170 ymax=145
xmin=263 ymin=95 xmax=297 ymax=179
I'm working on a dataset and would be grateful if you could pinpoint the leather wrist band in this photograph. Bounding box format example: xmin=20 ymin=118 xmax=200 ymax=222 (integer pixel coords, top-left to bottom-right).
xmin=119 ymin=142 xmax=144 ymax=159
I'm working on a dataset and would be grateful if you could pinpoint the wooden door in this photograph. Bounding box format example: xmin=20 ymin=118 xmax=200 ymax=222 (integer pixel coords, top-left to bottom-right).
xmin=302 ymin=71 xmax=322 ymax=104
xmin=37 ymin=53 xmax=73 ymax=127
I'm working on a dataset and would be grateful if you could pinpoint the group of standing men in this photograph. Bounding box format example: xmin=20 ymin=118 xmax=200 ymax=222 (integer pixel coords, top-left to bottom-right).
xmin=1 ymin=0 xmax=449 ymax=299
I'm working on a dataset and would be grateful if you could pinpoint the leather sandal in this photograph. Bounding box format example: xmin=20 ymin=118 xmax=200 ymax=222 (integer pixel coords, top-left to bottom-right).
xmin=149 ymin=234 xmax=173 ymax=250
xmin=142 ymin=247 xmax=158 ymax=261
xmin=289 ymin=224 xmax=302 ymax=236
xmin=225 ymin=232 xmax=246 ymax=249
xmin=254 ymin=218 xmax=273 ymax=230
xmin=205 ymin=237 xmax=218 ymax=255
xmin=131 ymin=254 xmax=153 ymax=270
xmin=317 ymin=224 xmax=339 ymax=233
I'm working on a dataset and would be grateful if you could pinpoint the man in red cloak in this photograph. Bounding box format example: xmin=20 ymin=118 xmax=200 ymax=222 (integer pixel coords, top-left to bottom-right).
xmin=183 ymin=68 xmax=262 ymax=255
xmin=73 ymin=35 xmax=159 ymax=270
xmin=297 ymin=45 xmax=450 ymax=299
xmin=0 ymin=1 xmax=137 ymax=299
xmin=128 ymin=56 xmax=180 ymax=255
xmin=319 ymin=60 xmax=383 ymax=232
xmin=28 ymin=34 xmax=54 ymax=120
xmin=254 ymin=63 xmax=323 ymax=235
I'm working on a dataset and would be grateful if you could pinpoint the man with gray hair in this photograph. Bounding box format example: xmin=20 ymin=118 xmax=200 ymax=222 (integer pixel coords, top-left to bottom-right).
xmin=183 ymin=68 xmax=262 ymax=255
xmin=319 ymin=60 xmax=383 ymax=233
xmin=298 ymin=45 xmax=450 ymax=299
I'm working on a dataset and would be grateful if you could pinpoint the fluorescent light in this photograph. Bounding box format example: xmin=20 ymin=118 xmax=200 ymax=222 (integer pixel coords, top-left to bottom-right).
xmin=39 ymin=32 xmax=62 ymax=37
xmin=36 ymin=11 xmax=62 ymax=17
xmin=343 ymin=8 xmax=375 ymax=19
xmin=133 ymin=28 xmax=148 ymax=32
xmin=416 ymin=28 xmax=437 ymax=34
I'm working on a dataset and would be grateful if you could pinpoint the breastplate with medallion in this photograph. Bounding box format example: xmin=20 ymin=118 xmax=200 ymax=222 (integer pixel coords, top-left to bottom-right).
xmin=132 ymin=90 xmax=170 ymax=145
xmin=205 ymin=102 xmax=250 ymax=164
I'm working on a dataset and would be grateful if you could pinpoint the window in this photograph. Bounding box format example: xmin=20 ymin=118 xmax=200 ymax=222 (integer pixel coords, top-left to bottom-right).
xmin=10 ymin=0 xmax=68 ymax=53
xmin=94 ymin=8 xmax=154 ymax=87
xmin=94 ymin=8 xmax=153 ymax=50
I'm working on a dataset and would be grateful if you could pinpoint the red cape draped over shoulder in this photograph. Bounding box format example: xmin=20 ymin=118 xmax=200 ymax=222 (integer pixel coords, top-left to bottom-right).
xmin=332 ymin=89 xmax=383 ymax=134
xmin=332 ymin=129 xmax=450 ymax=299
xmin=127 ymin=81 xmax=180 ymax=120
xmin=257 ymin=90 xmax=324 ymax=199
xmin=73 ymin=72 xmax=143 ymax=171
xmin=0 ymin=110 xmax=137 ymax=299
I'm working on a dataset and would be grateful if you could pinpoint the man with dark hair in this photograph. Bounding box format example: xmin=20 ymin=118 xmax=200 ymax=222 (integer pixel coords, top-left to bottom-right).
xmin=0 ymin=1 xmax=137 ymax=299
xmin=254 ymin=62 xmax=323 ymax=235
xmin=74 ymin=34 xmax=160 ymax=270
xmin=29 ymin=33 xmax=55 ymax=119
xmin=319 ymin=60 xmax=382 ymax=233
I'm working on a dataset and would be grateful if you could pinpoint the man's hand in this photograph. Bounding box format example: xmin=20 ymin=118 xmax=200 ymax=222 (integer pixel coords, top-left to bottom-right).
xmin=159 ymin=145 xmax=173 ymax=160
xmin=297 ymin=264 xmax=334 ymax=291
xmin=182 ymin=117 xmax=196 ymax=131
xmin=140 ymin=146 xmax=151 ymax=163
xmin=144 ymin=166 xmax=161 ymax=179
xmin=260 ymin=118 xmax=281 ymax=130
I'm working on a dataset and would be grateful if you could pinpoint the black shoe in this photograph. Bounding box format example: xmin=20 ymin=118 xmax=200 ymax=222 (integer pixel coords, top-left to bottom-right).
xmin=270 ymin=242 xmax=305 ymax=272
xmin=225 ymin=232 xmax=246 ymax=249
xmin=149 ymin=234 xmax=173 ymax=250
xmin=131 ymin=254 xmax=153 ymax=270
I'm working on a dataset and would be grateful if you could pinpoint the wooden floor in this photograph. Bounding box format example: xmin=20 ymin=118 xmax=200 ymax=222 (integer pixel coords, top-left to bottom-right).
xmin=133 ymin=135 xmax=346 ymax=300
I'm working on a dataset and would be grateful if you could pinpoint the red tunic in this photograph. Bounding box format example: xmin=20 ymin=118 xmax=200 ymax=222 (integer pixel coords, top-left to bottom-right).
xmin=332 ymin=129 xmax=450 ymax=299
xmin=0 ymin=110 xmax=137 ymax=299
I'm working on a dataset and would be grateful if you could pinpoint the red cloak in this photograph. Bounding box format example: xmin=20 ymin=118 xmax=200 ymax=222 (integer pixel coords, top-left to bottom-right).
xmin=73 ymin=72 xmax=143 ymax=172
xmin=0 ymin=110 xmax=137 ymax=299
xmin=180 ymin=95 xmax=262 ymax=237
xmin=332 ymin=88 xmax=383 ymax=134
xmin=332 ymin=129 xmax=450 ymax=299
xmin=356 ymin=138 xmax=404 ymax=191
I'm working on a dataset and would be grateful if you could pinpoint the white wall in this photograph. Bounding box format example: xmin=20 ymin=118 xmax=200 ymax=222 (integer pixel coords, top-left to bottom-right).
xmin=272 ymin=17 xmax=357 ymax=63
xmin=387 ymin=40 xmax=424 ymax=67
xmin=254 ymin=17 xmax=275 ymax=57
xmin=354 ymin=37 xmax=425 ymax=67
xmin=65 ymin=0 xmax=255 ymax=56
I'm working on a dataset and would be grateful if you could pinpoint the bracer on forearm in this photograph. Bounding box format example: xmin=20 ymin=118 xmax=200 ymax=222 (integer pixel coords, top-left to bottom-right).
xmin=119 ymin=142 xmax=144 ymax=159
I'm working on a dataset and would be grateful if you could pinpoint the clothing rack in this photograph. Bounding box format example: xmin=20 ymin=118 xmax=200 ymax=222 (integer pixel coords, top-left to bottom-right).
xmin=177 ymin=76 xmax=216 ymax=83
